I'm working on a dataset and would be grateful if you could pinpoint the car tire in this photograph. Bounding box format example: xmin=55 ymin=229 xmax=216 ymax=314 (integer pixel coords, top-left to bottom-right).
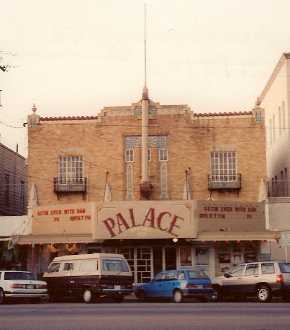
xmin=172 ymin=289 xmax=183 ymax=303
xmin=0 ymin=288 xmax=5 ymax=304
xmin=212 ymin=286 xmax=224 ymax=302
xmin=256 ymin=285 xmax=272 ymax=303
xmin=83 ymin=289 xmax=95 ymax=303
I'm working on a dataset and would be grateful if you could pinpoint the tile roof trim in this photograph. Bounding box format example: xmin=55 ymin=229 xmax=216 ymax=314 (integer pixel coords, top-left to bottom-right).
xmin=40 ymin=111 xmax=252 ymax=121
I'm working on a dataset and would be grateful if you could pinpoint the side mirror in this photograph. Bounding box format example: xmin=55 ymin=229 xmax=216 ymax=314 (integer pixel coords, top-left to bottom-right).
xmin=224 ymin=272 xmax=232 ymax=278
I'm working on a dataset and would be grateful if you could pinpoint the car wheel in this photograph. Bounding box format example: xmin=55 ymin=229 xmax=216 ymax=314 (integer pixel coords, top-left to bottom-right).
xmin=172 ymin=289 xmax=183 ymax=303
xmin=83 ymin=289 xmax=94 ymax=303
xmin=212 ymin=286 xmax=223 ymax=302
xmin=0 ymin=289 xmax=5 ymax=304
xmin=257 ymin=285 xmax=272 ymax=303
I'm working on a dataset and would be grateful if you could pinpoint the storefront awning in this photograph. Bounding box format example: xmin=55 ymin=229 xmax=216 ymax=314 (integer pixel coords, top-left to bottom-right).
xmin=197 ymin=231 xmax=279 ymax=241
xmin=17 ymin=234 xmax=94 ymax=245
xmin=0 ymin=216 xmax=31 ymax=240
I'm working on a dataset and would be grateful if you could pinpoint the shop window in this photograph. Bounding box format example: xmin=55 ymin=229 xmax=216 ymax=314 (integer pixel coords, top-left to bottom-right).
xmin=180 ymin=246 xmax=192 ymax=266
xmin=210 ymin=151 xmax=237 ymax=182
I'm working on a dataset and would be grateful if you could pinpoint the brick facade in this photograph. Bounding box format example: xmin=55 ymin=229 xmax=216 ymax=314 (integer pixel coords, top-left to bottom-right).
xmin=27 ymin=102 xmax=266 ymax=205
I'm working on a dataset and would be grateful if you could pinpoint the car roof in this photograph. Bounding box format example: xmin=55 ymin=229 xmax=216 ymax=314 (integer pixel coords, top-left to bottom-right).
xmin=52 ymin=253 xmax=125 ymax=262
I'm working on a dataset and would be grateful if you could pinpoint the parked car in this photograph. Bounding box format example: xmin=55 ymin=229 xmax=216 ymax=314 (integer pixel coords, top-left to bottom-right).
xmin=212 ymin=261 xmax=290 ymax=302
xmin=134 ymin=268 xmax=215 ymax=303
xmin=43 ymin=253 xmax=133 ymax=303
xmin=0 ymin=270 xmax=48 ymax=304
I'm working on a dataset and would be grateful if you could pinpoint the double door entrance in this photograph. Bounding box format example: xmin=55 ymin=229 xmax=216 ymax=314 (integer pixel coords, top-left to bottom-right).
xmin=114 ymin=247 xmax=177 ymax=283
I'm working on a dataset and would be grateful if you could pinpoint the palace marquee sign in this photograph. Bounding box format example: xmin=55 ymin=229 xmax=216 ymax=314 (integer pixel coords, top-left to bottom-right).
xmin=93 ymin=201 xmax=197 ymax=240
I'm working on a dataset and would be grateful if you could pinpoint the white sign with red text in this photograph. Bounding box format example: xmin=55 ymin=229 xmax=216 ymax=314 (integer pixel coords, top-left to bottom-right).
xmin=32 ymin=202 xmax=95 ymax=235
xmin=93 ymin=201 xmax=197 ymax=240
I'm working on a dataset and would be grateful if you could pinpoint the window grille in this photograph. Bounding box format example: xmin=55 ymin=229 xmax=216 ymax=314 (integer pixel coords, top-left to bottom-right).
xmin=210 ymin=151 xmax=237 ymax=182
xmin=58 ymin=155 xmax=83 ymax=184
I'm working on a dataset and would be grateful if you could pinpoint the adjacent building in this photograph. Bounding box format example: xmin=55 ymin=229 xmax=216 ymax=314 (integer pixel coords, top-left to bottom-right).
xmin=0 ymin=143 xmax=27 ymax=215
xmin=258 ymin=53 xmax=290 ymax=260
xmin=18 ymin=92 xmax=277 ymax=281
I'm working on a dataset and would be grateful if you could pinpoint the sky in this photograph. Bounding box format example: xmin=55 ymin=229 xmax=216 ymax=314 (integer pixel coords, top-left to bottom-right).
xmin=0 ymin=0 xmax=290 ymax=156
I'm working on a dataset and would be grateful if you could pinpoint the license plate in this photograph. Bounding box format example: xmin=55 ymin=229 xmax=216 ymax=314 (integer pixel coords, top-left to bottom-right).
xmin=26 ymin=284 xmax=34 ymax=289
xmin=114 ymin=285 xmax=121 ymax=290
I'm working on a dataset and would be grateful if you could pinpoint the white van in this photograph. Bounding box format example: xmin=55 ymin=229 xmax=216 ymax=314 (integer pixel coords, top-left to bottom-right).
xmin=43 ymin=253 xmax=133 ymax=303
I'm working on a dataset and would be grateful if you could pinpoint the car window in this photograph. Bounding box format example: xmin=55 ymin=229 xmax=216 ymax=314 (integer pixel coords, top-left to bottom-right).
xmin=47 ymin=263 xmax=61 ymax=273
xmin=102 ymin=259 xmax=129 ymax=272
xmin=165 ymin=270 xmax=177 ymax=280
xmin=188 ymin=270 xmax=208 ymax=279
xmin=245 ymin=264 xmax=259 ymax=276
xmin=261 ymin=263 xmax=275 ymax=274
xmin=279 ymin=263 xmax=290 ymax=273
xmin=154 ymin=272 xmax=166 ymax=281
xmin=63 ymin=263 xmax=74 ymax=271
xmin=177 ymin=271 xmax=185 ymax=280
xmin=228 ymin=265 xmax=245 ymax=277
xmin=4 ymin=272 xmax=35 ymax=280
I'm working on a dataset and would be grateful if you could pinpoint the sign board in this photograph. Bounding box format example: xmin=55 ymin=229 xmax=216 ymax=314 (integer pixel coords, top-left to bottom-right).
xmin=197 ymin=201 xmax=265 ymax=232
xmin=32 ymin=202 xmax=95 ymax=235
xmin=93 ymin=201 xmax=197 ymax=240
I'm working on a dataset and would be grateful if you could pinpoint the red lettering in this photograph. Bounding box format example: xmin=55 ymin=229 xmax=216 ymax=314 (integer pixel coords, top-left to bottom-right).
xmin=103 ymin=218 xmax=116 ymax=238
xmin=142 ymin=208 xmax=155 ymax=228
xmin=157 ymin=211 xmax=171 ymax=231
xmin=116 ymin=213 xmax=130 ymax=234
xmin=168 ymin=215 xmax=184 ymax=237
xmin=129 ymin=208 xmax=140 ymax=227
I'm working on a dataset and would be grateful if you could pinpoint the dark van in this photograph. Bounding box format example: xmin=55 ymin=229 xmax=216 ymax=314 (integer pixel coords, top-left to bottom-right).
xmin=43 ymin=253 xmax=133 ymax=303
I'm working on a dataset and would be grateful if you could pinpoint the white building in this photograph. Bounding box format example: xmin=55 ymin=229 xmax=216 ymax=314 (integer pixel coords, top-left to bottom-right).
xmin=258 ymin=53 xmax=290 ymax=260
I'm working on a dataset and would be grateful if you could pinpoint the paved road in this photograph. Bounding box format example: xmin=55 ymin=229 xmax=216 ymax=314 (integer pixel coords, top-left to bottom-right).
xmin=1 ymin=302 xmax=290 ymax=330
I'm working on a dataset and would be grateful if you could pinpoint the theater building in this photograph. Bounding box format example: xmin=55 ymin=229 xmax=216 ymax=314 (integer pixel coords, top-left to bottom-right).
xmin=19 ymin=91 xmax=277 ymax=281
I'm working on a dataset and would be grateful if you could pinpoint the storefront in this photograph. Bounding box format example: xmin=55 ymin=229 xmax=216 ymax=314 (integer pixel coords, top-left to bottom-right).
xmin=17 ymin=200 xmax=278 ymax=281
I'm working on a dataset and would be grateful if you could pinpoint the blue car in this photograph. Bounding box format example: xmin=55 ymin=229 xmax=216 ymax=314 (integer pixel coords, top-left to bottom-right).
xmin=134 ymin=268 xmax=215 ymax=303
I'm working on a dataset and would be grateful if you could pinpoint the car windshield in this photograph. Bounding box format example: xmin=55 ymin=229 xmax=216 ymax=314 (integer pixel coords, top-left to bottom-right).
xmin=102 ymin=259 xmax=129 ymax=272
xmin=4 ymin=272 xmax=35 ymax=280
xmin=188 ymin=270 xmax=208 ymax=279
xmin=279 ymin=263 xmax=290 ymax=273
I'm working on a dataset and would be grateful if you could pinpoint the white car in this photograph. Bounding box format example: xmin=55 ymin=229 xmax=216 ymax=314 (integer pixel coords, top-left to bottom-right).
xmin=0 ymin=270 xmax=48 ymax=304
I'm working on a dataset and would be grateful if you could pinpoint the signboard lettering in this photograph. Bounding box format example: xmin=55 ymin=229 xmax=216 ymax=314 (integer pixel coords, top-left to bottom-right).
xmin=102 ymin=208 xmax=184 ymax=238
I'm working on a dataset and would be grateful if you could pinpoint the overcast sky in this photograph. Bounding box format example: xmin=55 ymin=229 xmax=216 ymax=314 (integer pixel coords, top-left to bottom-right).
xmin=0 ymin=0 xmax=290 ymax=156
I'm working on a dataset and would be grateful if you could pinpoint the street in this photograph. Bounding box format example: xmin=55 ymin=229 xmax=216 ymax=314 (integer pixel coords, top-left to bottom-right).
xmin=1 ymin=302 xmax=290 ymax=330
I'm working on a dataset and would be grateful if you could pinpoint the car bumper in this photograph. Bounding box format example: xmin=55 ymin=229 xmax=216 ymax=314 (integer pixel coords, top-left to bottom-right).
xmin=100 ymin=288 xmax=133 ymax=295
xmin=182 ymin=288 xmax=216 ymax=298
xmin=4 ymin=292 xmax=48 ymax=299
